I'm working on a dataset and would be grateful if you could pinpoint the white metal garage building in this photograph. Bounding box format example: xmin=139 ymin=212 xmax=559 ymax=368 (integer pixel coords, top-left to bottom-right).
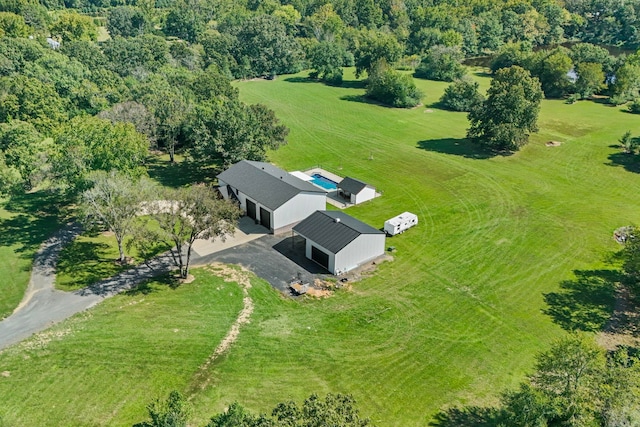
xmin=217 ymin=160 xmax=326 ymax=234
xmin=293 ymin=210 xmax=385 ymax=275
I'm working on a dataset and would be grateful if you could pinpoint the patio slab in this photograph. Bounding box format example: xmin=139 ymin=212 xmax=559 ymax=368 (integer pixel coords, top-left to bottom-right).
xmin=192 ymin=216 xmax=268 ymax=257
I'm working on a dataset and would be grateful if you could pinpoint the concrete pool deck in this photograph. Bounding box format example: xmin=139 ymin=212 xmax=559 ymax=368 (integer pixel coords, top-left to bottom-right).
xmin=303 ymin=167 xmax=344 ymax=186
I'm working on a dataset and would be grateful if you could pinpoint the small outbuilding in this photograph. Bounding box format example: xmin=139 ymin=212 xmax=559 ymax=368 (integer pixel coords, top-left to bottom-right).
xmin=293 ymin=210 xmax=385 ymax=275
xmin=337 ymin=176 xmax=376 ymax=205
xmin=217 ymin=160 xmax=326 ymax=234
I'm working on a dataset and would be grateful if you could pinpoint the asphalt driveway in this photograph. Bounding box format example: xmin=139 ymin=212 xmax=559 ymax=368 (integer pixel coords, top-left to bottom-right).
xmin=196 ymin=233 xmax=331 ymax=293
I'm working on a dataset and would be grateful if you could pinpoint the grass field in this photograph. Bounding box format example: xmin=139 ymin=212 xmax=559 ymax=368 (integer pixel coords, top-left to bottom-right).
xmin=0 ymin=269 xmax=244 ymax=426
xmin=2 ymin=68 xmax=640 ymax=426
xmin=185 ymin=68 xmax=640 ymax=424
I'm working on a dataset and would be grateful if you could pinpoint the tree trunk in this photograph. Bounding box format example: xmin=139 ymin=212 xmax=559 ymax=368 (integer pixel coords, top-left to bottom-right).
xmin=116 ymin=236 xmax=125 ymax=263
xmin=169 ymin=141 xmax=175 ymax=163
xmin=183 ymin=242 xmax=193 ymax=279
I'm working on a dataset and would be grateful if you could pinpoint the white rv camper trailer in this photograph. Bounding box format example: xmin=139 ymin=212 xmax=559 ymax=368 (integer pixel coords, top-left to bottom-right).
xmin=384 ymin=212 xmax=418 ymax=236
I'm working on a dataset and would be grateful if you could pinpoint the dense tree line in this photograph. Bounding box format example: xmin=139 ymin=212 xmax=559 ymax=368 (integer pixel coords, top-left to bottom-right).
xmin=1 ymin=0 xmax=639 ymax=171
xmin=0 ymin=19 xmax=289 ymax=195
xmin=0 ymin=0 xmax=639 ymax=115
xmin=135 ymin=391 xmax=372 ymax=427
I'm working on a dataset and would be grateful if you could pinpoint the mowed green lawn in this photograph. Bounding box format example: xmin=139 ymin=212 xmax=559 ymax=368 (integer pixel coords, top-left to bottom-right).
xmin=0 ymin=269 xmax=244 ymax=426
xmin=189 ymin=69 xmax=640 ymax=424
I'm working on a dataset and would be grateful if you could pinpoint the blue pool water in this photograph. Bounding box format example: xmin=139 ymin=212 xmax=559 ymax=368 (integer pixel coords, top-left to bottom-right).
xmin=310 ymin=173 xmax=338 ymax=190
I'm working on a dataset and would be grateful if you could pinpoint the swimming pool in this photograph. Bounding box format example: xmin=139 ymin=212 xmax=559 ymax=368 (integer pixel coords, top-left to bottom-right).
xmin=310 ymin=173 xmax=338 ymax=190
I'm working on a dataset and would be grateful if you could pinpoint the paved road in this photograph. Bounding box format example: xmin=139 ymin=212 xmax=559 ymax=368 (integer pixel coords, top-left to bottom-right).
xmin=0 ymin=224 xmax=176 ymax=351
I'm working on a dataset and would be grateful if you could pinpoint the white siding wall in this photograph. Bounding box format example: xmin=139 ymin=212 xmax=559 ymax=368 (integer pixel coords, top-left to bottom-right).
xmin=334 ymin=233 xmax=385 ymax=274
xmin=218 ymin=180 xmax=230 ymax=199
xmin=232 ymin=190 xmax=273 ymax=230
xmin=304 ymin=239 xmax=336 ymax=273
xmin=273 ymin=192 xmax=326 ymax=231
xmin=353 ymin=187 xmax=376 ymax=204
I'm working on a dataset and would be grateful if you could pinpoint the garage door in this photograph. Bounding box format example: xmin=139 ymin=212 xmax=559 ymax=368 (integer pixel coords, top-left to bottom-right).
xmin=259 ymin=207 xmax=271 ymax=230
xmin=246 ymin=199 xmax=256 ymax=220
xmin=311 ymin=245 xmax=329 ymax=269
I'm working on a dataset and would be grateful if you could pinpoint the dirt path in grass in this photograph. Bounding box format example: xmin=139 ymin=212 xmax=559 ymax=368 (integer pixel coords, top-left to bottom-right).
xmin=188 ymin=263 xmax=254 ymax=396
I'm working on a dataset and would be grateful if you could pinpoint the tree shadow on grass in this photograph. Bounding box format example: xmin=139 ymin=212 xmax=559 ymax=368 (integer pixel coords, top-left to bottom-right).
xmin=339 ymin=94 xmax=397 ymax=108
xmin=123 ymin=272 xmax=180 ymax=296
xmin=283 ymin=76 xmax=367 ymax=90
xmin=607 ymin=150 xmax=640 ymax=174
xmin=591 ymin=97 xmax=617 ymax=106
xmin=283 ymin=76 xmax=315 ymax=84
xmin=146 ymin=156 xmax=219 ymax=188
xmin=417 ymin=138 xmax=499 ymax=159
xmin=429 ymin=406 xmax=502 ymax=427
xmin=543 ymin=269 xmax=620 ymax=332
xmin=56 ymin=240 xmax=128 ymax=290
xmin=340 ymin=79 xmax=367 ymax=89
xmin=0 ymin=191 xmax=70 ymax=255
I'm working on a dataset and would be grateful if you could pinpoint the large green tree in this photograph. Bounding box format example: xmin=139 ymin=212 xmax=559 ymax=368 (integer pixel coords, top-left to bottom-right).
xmin=439 ymin=78 xmax=484 ymax=112
xmin=574 ymin=62 xmax=604 ymax=99
xmin=414 ymin=45 xmax=465 ymax=82
xmin=309 ymin=40 xmax=350 ymax=85
xmin=107 ymin=6 xmax=150 ymax=38
xmin=467 ymin=66 xmax=543 ymax=151
xmin=0 ymin=74 xmax=68 ymax=133
xmin=0 ymin=12 xmax=30 ymax=38
xmin=151 ymin=185 xmax=240 ymax=279
xmin=354 ymin=29 xmax=402 ymax=78
xmin=188 ymin=98 xmax=288 ymax=167
xmin=501 ymin=336 xmax=640 ymax=427
xmin=50 ymin=12 xmax=97 ymax=42
xmin=0 ymin=120 xmax=50 ymax=190
xmin=81 ymin=171 xmax=153 ymax=263
xmin=365 ymin=60 xmax=422 ymax=108
xmin=530 ymin=49 xmax=573 ymax=98
xmin=53 ymin=116 xmax=149 ymax=192
xmin=231 ymin=14 xmax=303 ymax=78
xmin=163 ymin=0 xmax=206 ymax=43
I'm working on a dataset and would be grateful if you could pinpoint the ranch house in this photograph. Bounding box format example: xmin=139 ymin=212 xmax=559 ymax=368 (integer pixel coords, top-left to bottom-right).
xmin=217 ymin=160 xmax=326 ymax=234
xmin=293 ymin=210 xmax=385 ymax=275
xmin=338 ymin=177 xmax=377 ymax=205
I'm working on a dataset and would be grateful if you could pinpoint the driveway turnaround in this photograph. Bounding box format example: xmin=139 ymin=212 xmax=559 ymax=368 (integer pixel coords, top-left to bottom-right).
xmin=196 ymin=234 xmax=330 ymax=293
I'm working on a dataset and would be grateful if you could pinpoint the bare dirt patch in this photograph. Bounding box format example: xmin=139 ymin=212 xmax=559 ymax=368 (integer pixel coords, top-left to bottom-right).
xmin=597 ymin=284 xmax=640 ymax=350
xmin=179 ymin=274 xmax=196 ymax=284
xmin=545 ymin=141 xmax=562 ymax=147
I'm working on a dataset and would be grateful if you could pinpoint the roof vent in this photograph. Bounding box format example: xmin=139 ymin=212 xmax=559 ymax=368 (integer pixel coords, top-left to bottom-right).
xmin=334 ymin=217 xmax=341 ymax=223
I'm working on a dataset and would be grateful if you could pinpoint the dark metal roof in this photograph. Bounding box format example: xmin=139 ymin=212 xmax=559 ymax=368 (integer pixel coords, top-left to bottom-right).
xmin=217 ymin=160 xmax=324 ymax=210
xmin=338 ymin=176 xmax=371 ymax=194
xmin=293 ymin=211 xmax=384 ymax=253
